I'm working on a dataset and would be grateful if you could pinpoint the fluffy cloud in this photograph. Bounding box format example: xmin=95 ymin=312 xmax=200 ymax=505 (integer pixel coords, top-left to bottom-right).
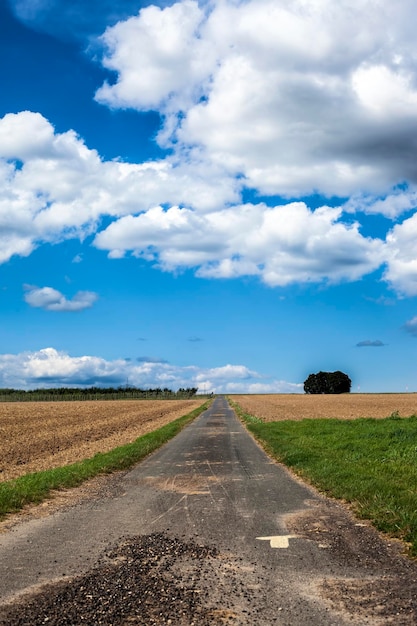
xmin=3 ymin=1 xmax=417 ymax=296
xmin=224 ymin=381 xmax=303 ymax=394
xmin=96 ymin=0 xmax=417 ymax=197
xmin=0 ymin=347 xmax=300 ymax=392
xmin=195 ymin=364 xmax=258 ymax=381
xmin=1 ymin=348 xmax=131 ymax=387
xmin=94 ymin=202 xmax=384 ymax=286
xmin=384 ymin=213 xmax=417 ymax=296
xmin=344 ymin=188 xmax=417 ymax=219
xmin=24 ymin=286 xmax=98 ymax=311
xmin=96 ymin=1 xmax=211 ymax=111
xmin=403 ymin=316 xmax=417 ymax=337
xmin=0 ymin=107 xmax=415 ymax=293
xmin=0 ymin=110 xmax=239 ymax=261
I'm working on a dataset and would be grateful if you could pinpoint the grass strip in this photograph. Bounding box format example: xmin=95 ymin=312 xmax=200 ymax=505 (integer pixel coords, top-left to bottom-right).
xmin=231 ymin=400 xmax=417 ymax=556
xmin=0 ymin=401 xmax=210 ymax=520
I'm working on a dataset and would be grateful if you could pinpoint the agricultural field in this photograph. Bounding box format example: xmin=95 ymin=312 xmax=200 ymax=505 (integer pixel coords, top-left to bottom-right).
xmin=0 ymin=399 xmax=204 ymax=482
xmin=231 ymin=393 xmax=417 ymax=421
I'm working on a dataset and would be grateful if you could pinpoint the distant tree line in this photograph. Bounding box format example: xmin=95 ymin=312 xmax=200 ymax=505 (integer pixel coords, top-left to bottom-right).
xmin=304 ymin=371 xmax=351 ymax=394
xmin=0 ymin=386 xmax=200 ymax=402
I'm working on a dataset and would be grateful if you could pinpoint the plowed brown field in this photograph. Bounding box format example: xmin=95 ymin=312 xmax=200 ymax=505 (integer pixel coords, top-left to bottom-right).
xmin=0 ymin=399 xmax=204 ymax=482
xmin=232 ymin=393 xmax=417 ymax=421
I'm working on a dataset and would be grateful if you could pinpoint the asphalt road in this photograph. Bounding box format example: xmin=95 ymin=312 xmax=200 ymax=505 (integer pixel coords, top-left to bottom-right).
xmin=0 ymin=396 xmax=416 ymax=625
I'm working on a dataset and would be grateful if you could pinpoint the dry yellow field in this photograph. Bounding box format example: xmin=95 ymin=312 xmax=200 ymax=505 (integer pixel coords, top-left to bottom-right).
xmin=3 ymin=394 xmax=417 ymax=484
xmin=0 ymin=399 xmax=204 ymax=482
xmin=232 ymin=393 xmax=417 ymax=421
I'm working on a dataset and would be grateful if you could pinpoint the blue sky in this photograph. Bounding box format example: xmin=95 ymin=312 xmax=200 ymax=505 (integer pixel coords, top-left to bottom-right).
xmin=1 ymin=0 xmax=417 ymax=393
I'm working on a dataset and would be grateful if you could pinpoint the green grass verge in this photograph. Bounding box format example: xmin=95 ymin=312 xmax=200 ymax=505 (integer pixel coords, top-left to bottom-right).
xmin=0 ymin=400 xmax=211 ymax=520
xmin=230 ymin=400 xmax=417 ymax=556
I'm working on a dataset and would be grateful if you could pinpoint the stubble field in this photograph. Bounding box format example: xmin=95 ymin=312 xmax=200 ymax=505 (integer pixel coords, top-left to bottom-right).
xmin=231 ymin=393 xmax=417 ymax=421
xmin=0 ymin=399 xmax=204 ymax=482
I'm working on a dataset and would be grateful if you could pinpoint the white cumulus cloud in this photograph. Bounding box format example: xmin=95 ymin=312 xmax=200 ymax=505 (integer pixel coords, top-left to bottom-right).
xmin=403 ymin=316 xmax=417 ymax=337
xmin=96 ymin=1 xmax=212 ymax=111
xmin=344 ymin=188 xmax=417 ymax=219
xmin=2 ymin=2 xmax=417 ymax=295
xmin=0 ymin=347 xmax=300 ymax=393
xmin=96 ymin=0 xmax=417 ymax=197
xmin=384 ymin=213 xmax=417 ymax=296
xmin=0 ymin=111 xmax=239 ymax=262
xmin=225 ymin=381 xmax=303 ymax=394
xmin=24 ymin=286 xmax=98 ymax=311
xmin=94 ymin=202 xmax=385 ymax=286
xmin=195 ymin=364 xmax=259 ymax=381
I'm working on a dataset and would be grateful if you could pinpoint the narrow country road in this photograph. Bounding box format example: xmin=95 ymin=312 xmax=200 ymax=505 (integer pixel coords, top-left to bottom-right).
xmin=0 ymin=396 xmax=416 ymax=624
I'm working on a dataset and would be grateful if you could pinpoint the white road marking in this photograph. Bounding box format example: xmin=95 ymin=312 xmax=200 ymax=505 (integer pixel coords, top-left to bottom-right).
xmin=256 ymin=535 xmax=297 ymax=548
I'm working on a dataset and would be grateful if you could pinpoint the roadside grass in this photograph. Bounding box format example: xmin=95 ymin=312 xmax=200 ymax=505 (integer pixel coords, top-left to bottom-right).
xmin=0 ymin=401 xmax=210 ymax=520
xmin=230 ymin=400 xmax=417 ymax=556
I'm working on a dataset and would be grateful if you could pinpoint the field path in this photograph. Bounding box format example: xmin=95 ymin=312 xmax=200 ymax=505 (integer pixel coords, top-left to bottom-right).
xmin=0 ymin=396 xmax=416 ymax=624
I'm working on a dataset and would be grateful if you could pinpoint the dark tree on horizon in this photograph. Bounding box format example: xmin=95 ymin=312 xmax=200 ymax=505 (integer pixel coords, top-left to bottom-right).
xmin=304 ymin=370 xmax=351 ymax=394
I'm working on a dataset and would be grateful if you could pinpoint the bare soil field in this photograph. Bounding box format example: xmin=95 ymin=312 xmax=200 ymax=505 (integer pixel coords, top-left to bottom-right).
xmin=0 ymin=399 xmax=204 ymax=482
xmin=232 ymin=393 xmax=417 ymax=421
